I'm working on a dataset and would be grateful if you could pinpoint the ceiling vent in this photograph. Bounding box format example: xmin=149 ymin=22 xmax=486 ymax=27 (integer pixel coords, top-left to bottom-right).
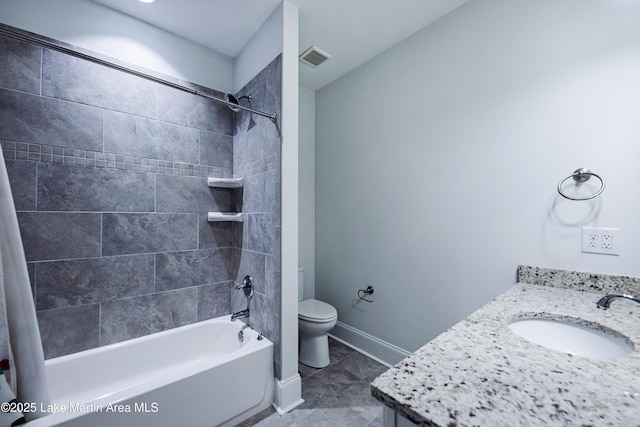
xmin=299 ymin=45 xmax=331 ymax=68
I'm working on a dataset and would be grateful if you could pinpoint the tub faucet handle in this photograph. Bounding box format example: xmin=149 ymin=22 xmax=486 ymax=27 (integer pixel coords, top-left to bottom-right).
xmin=235 ymin=275 xmax=252 ymax=289
xmin=243 ymin=275 xmax=252 ymax=288
xmin=234 ymin=275 xmax=253 ymax=299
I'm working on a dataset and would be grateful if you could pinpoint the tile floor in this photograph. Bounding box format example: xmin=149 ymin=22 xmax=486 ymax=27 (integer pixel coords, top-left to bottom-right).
xmin=236 ymin=338 xmax=388 ymax=426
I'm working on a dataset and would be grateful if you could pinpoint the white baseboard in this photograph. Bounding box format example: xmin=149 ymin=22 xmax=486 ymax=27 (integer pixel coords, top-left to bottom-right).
xmin=273 ymin=374 xmax=304 ymax=415
xmin=329 ymin=321 xmax=412 ymax=367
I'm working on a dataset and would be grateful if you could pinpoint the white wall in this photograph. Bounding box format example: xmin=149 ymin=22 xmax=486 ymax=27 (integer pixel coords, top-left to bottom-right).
xmin=234 ymin=4 xmax=283 ymax=93
xmin=315 ymin=0 xmax=640 ymax=353
xmin=277 ymin=0 xmax=303 ymax=413
xmin=0 ymin=0 xmax=234 ymax=91
xmin=298 ymin=86 xmax=316 ymax=299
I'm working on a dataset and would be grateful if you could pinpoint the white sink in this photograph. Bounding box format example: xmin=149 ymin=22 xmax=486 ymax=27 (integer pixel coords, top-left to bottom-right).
xmin=508 ymin=317 xmax=634 ymax=359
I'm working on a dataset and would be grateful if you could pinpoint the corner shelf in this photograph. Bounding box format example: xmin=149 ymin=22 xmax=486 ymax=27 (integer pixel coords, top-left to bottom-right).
xmin=207 ymin=212 xmax=243 ymax=222
xmin=207 ymin=177 xmax=244 ymax=188
xmin=207 ymin=176 xmax=244 ymax=222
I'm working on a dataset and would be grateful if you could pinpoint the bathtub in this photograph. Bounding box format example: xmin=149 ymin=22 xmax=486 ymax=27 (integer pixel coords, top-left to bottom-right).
xmin=26 ymin=315 xmax=274 ymax=427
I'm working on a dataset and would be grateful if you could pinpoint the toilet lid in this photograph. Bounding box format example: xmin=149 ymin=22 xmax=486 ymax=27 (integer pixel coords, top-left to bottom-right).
xmin=298 ymin=299 xmax=337 ymax=322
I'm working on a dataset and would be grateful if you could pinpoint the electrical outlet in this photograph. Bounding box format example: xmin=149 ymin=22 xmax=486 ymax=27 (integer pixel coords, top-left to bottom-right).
xmin=582 ymin=227 xmax=620 ymax=256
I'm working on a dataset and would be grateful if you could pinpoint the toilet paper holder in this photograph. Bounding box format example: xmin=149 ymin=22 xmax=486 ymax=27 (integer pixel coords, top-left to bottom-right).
xmin=358 ymin=286 xmax=374 ymax=303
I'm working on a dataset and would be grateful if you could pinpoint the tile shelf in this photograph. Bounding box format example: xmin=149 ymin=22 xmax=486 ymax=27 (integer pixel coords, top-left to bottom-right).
xmin=207 ymin=177 xmax=244 ymax=222
xmin=207 ymin=177 xmax=244 ymax=188
xmin=207 ymin=212 xmax=243 ymax=222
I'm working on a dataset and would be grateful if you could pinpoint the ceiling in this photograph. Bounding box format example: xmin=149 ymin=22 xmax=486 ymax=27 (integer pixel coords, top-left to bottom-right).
xmin=90 ymin=0 xmax=469 ymax=91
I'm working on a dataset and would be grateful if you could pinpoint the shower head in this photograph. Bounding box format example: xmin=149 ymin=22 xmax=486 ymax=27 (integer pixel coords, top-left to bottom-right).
xmin=247 ymin=113 xmax=257 ymax=131
xmin=224 ymin=93 xmax=251 ymax=113
xmin=225 ymin=93 xmax=257 ymax=131
xmin=224 ymin=93 xmax=240 ymax=112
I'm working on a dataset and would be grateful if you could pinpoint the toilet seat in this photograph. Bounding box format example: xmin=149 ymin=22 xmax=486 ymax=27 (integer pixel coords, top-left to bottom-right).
xmin=298 ymin=299 xmax=337 ymax=323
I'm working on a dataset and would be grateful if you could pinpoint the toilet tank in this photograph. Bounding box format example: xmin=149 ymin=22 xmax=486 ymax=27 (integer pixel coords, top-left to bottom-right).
xmin=298 ymin=268 xmax=304 ymax=302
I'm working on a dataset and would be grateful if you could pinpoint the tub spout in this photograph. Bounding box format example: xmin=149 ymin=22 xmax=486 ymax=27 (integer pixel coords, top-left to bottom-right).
xmin=231 ymin=309 xmax=250 ymax=321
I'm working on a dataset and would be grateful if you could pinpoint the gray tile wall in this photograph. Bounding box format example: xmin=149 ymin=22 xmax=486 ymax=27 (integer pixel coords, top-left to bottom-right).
xmin=0 ymin=28 xmax=282 ymax=361
xmin=231 ymin=56 xmax=283 ymax=377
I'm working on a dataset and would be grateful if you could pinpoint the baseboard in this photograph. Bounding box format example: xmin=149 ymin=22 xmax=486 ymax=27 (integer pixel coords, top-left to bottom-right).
xmin=329 ymin=321 xmax=412 ymax=367
xmin=273 ymin=374 xmax=304 ymax=415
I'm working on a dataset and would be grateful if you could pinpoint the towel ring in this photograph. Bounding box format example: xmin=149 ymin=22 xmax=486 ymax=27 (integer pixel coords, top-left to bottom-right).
xmin=557 ymin=168 xmax=605 ymax=201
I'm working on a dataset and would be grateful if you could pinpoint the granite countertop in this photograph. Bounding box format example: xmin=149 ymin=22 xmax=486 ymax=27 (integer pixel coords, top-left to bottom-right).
xmin=371 ymin=267 xmax=640 ymax=426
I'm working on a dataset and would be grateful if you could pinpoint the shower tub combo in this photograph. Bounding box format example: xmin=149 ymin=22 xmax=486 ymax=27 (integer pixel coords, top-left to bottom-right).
xmin=26 ymin=315 xmax=274 ymax=427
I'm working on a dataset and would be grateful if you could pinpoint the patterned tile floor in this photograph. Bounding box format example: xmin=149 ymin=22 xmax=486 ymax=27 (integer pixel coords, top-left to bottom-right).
xmin=236 ymin=338 xmax=388 ymax=426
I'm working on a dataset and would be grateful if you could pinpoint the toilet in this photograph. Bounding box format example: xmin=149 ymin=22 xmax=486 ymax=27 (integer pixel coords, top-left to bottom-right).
xmin=298 ymin=268 xmax=338 ymax=368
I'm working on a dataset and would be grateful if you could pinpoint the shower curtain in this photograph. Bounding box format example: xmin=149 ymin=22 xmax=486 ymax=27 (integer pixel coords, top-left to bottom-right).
xmin=0 ymin=149 xmax=51 ymax=421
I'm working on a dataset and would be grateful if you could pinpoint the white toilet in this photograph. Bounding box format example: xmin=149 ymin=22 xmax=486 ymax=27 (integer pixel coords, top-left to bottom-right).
xmin=298 ymin=268 xmax=338 ymax=368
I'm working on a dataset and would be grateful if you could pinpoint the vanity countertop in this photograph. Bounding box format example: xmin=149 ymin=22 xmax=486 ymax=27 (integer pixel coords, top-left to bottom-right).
xmin=371 ymin=274 xmax=640 ymax=426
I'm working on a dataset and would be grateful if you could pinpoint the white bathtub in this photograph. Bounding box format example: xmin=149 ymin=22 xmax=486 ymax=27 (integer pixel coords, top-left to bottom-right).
xmin=27 ymin=315 xmax=274 ymax=427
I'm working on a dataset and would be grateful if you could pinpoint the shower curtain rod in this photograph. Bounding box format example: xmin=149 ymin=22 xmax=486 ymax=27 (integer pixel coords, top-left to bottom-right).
xmin=0 ymin=26 xmax=279 ymax=124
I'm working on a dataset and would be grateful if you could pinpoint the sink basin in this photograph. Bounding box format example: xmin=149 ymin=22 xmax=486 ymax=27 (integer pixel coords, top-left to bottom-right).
xmin=508 ymin=316 xmax=633 ymax=359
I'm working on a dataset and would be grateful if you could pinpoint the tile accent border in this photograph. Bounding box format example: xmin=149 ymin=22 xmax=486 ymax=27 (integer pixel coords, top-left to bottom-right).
xmin=1 ymin=141 xmax=229 ymax=178
xmin=517 ymin=265 xmax=640 ymax=295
